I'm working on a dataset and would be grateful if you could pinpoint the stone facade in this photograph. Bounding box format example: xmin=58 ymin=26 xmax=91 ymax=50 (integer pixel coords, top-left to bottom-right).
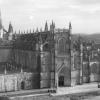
xmin=54 ymin=28 xmax=71 ymax=87
xmin=1 ymin=20 xmax=100 ymax=93
xmin=0 ymin=21 xmax=72 ymax=92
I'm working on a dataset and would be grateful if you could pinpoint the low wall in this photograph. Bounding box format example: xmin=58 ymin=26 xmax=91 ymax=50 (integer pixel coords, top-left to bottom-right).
xmin=0 ymin=72 xmax=39 ymax=92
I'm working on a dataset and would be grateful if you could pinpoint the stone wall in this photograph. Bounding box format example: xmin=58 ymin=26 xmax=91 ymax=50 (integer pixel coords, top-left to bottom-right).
xmin=0 ymin=48 xmax=11 ymax=63
xmin=0 ymin=72 xmax=39 ymax=92
xmin=13 ymin=50 xmax=38 ymax=72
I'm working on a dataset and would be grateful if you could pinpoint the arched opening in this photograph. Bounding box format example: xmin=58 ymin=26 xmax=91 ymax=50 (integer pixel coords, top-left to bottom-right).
xmin=21 ymin=81 xmax=25 ymax=90
xmin=59 ymin=76 xmax=64 ymax=86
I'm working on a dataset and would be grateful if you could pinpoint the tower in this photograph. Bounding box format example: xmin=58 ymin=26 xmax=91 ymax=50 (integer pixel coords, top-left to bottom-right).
xmin=44 ymin=21 xmax=48 ymax=32
xmin=50 ymin=20 xmax=55 ymax=32
xmin=54 ymin=22 xmax=72 ymax=87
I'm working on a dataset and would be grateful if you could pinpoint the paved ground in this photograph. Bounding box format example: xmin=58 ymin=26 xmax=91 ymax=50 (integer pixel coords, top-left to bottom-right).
xmin=0 ymin=88 xmax=49 ymax=97
xmin=51 ymin=82 xmax=100 ymax=96
xmin=85 ymin=96 xmax=100 ymax=100
xmin=1 ymin=82 xmax=100 ymax=100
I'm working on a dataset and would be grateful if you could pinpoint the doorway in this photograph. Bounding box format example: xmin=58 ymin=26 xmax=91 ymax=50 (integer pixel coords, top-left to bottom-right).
xmin=59 ymin=76 xmax=64 ymax=86
xmin=21 ymin=81 xmax=25 ymax=90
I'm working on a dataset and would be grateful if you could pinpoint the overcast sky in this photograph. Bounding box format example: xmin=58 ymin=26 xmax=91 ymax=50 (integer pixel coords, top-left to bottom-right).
xmin=0 ymin=0 xmax=100 ymax=34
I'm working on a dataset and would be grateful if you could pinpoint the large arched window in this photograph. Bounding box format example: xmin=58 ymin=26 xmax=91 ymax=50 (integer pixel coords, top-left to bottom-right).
xmin=58 ymin=38 xmax=67 ymax=54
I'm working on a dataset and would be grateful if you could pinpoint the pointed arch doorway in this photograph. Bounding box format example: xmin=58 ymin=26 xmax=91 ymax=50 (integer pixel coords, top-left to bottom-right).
xmin=59 ymin=75 xmax=64 ymax=86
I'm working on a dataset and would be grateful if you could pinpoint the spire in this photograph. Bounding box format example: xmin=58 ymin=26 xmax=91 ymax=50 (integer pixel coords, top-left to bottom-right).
xmin=69 ymin=21 xmax=72 ymax=37
xmin=27 ymin=29 xmax=28 ymax=34
xmin=50 ymin=20 xmax=55 ymax=32
xmin=30 ymin=29 xmax=31 ymax=33
xmin=69 ymin=22 xmax=72 ymax=29
xmin=52 ymin=20 xmax=53 ymax=26
xmin=44 ymin=21 xmax=48 ymax=32
xmin=53 ymin=22 xmax=55 ymax=29
xmin=52 ymin=20 xmax=55 ymax=28
xmin=40 ymin=27 xmax=42 ymax=32
xmin=8 ymin=22 xmax=13 ymax=33
xmin=33 ymin=29 xmax=34 ymax=33
xmin=8 ymin=22 xmax=13 ymax=40
xmin=24 ymin=30 xmax=25 ymax=34
xmin=19 ymin=30 xmax=21 ymax=34
xmin=0 ymin=10 xmax=2 ymax=30
xmin=36 ymin=27 xmax=39 ymax=33
xmin=21 ymin=31 xmax=23 ymax=34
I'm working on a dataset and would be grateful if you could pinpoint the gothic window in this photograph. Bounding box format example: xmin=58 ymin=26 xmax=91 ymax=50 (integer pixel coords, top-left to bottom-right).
xmin=58 ymin=38 xmax=67 ymax=54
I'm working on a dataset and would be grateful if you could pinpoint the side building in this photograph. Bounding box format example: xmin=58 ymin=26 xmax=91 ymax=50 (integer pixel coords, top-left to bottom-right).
xmin=72 ymin=37 xmax=100 ymax=86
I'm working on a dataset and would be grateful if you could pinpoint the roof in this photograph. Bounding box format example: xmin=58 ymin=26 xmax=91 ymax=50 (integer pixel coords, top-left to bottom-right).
xmin=93 ymin=43 xmax=100 ymax=50
xmin=54 ymin=28 xmax=69 ymax=33
xmin=13 ymin=31 xmax=54 ymax=50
